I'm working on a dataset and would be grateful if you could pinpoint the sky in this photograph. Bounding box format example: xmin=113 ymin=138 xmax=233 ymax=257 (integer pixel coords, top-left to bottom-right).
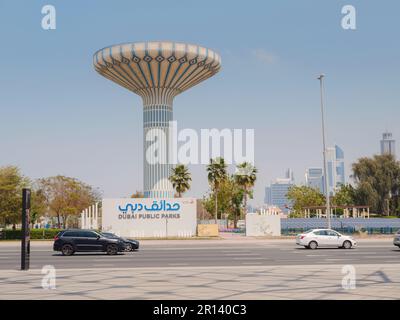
xmin=0 ymin=0 xmax=399 ymax=206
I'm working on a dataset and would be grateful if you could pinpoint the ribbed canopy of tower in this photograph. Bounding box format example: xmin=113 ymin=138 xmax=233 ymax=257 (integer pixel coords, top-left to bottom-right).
xmin=93 ymin=41 xmax=221 ymax=105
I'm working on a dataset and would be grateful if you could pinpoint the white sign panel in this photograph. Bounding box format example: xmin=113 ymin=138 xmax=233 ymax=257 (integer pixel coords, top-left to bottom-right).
xmin=245 ymin=214 xmax=281 ymax=237
xmin=102 ymin=198 xmax=197 ymax=238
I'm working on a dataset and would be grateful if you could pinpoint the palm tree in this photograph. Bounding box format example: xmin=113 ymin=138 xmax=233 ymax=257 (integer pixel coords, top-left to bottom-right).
xmin=206 ymin=157 xmax=228 ymax=223
xmin=169 ymin=164 xmax=192 ymax=197
xmin=234 ymin=162 xmax=257 ymax=218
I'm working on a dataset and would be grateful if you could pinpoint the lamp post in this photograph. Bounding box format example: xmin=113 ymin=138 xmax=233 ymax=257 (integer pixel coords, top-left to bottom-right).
xmin=317 ymin=74 xmax=331 ymax=229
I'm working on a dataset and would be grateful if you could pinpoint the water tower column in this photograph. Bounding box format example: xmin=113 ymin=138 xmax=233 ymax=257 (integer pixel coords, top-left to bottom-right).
xmin=142 ymin=93 xmax=174 ymax=198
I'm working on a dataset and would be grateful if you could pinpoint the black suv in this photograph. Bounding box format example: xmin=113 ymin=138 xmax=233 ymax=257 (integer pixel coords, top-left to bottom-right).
xmin=101 ymin=232 xmax=139 ymax=251
xmin=53 ymin=229 xmax=125 ymax=256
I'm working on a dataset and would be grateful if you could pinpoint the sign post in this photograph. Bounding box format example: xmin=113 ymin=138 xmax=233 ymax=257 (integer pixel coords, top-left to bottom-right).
xmin=21 ymin=188 xmax=31 ymax=270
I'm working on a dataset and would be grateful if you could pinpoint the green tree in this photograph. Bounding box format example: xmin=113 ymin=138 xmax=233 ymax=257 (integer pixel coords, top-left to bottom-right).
xmin=206 ymin=157 xmax=228 ymax=222
xmin=227 ymin=179 xmax=246 ymax=228
xmin=202 ymin=176 xmax=245 ymax=228
xmin=0 ymin=166 xmax=30 ymax=228
xmin=169 ymin=164 xmax=192 ymax=197
xmin=287 ymin=185 xmax=325 ymax=215
xmin=30 ymin=188 xmax=47 ymax=228
xmin=352 ymin=154 xmax=400 ymax=215
xmin=332 ymin=184 xmax=356 ymax=206
xmin=202 ymin=179 xmax=230 ymax=221
xmin=38 ymin=176 xmax=101 ymax=228
xmin=234 ymin=162 xmax=257 ymax=218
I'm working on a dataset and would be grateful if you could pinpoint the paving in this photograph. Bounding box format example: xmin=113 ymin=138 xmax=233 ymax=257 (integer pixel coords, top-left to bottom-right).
xmin=0 ymin=238 xmax=399 ymax=299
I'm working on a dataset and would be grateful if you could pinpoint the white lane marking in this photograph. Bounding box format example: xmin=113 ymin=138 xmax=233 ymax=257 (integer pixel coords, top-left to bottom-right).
xmin=233 ymin=257 xmax=266 ymax=260
xmin=224 ymin=253 xmax=260 ymax=256
xmin=364 ymin=256 xmax=400 ymax=259
xmin=343 ymin=252 xmax=379 ymax=255
xmin=306 ymin=255 xmax=327 ymax=257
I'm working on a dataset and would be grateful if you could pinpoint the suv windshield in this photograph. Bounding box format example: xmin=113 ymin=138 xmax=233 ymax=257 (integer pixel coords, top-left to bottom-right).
xmin=102 ymin=232 xmax=118 ymax=238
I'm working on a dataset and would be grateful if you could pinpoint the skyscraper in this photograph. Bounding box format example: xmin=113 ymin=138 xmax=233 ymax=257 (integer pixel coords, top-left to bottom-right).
xmin=264 ymin=169 xmax=294 ymax=213
xmin=326 ymin=145 xmax=345 ymax=195
xmin=264 ymin=186 xmax=272 ymax=205
xmin=380 ymin=131 xmax=396 ymax=157
xmin=305 ymin=167 xmax=324 ymax=193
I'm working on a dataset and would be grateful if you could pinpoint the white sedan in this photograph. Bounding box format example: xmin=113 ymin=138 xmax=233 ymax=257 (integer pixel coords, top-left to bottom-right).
xmin=296 ymin=229 xmax=357 ymax=249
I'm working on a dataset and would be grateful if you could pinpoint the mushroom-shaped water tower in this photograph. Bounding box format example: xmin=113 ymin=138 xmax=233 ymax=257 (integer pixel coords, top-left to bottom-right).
xmin=93 ymin=42 xmax=221 ymax=198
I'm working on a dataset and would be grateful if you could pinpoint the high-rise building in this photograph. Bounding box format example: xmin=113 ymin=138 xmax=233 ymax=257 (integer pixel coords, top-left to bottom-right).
xmin=326 ymin=145 xmax=345 ymax=195
xmin=305 ymin=167 xmax=324 ymax=193
xmin=285 ymin=168 xmax=294 ymax=181
xmin=380 ymin=131 xmax=396 ymax=157
xmin=264 ymin=186 xmax=272 ymax=205
xmin=264 ymin=169 xmax=294 ymax=213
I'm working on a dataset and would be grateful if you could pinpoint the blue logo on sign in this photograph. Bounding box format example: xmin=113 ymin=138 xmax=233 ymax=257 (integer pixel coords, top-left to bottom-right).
xmin=118 ymin=200 xmax=180 ymax=214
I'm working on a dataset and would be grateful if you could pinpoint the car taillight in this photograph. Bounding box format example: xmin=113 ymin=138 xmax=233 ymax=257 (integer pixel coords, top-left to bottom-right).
xmin=300 ymin=235 xmax=306 ymax=239
xmin=54 ymin=235 xmax=59 ymax=241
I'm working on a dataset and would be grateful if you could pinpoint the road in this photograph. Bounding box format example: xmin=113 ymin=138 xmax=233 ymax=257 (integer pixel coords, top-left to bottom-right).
xmin=1 ymin=238 xmax=400 ymax=299
xmin=1 ymin=238 xmax=399 ymax=270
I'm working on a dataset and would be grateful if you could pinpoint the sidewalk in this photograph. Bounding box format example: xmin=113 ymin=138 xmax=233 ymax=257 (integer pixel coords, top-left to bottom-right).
xmin=1 ymin=263 xmax=399 ymax=299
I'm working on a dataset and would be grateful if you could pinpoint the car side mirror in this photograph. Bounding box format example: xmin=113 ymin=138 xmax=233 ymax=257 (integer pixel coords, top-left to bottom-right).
xmin=96 ymin=235 xmax=101 ymax=240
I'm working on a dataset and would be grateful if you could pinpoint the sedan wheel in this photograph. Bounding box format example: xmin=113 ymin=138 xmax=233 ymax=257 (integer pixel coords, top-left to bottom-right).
xmin=309 ymin=241 xmax=318 ymax=250
xmin=106 ymin=244 xmax=118 ymax=255
xmin=61 ymin=244 xmax=74 ymax=256
xmin=125 ymin=243 xmax=133 ymax=252
xmin=343 ymin=241 xmax=352 ymax=249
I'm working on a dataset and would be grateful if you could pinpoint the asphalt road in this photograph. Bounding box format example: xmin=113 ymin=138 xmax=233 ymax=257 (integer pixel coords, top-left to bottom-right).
xmin=1 ymin=239 xmax=399 ymax=270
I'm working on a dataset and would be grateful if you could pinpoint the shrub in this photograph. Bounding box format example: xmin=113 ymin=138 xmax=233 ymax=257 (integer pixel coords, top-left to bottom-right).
xmin=0 ymin=228 xmax=62 ymax=240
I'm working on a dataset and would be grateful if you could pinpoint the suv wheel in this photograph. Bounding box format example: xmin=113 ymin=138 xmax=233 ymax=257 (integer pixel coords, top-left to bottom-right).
xmin=106 ymin=244 xmax=118 ymax=255
xmin=61 ymin=244 xmax=74 ymax=256
xmin=342 ymin=240 xmax=352 ymax=249
xmin=309 ymin=241 xmax=318 ymax=250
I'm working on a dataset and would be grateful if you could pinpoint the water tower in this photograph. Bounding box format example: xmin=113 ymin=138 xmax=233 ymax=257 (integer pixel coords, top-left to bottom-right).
xmin=93 ymin=42 xmax=221 ymax=197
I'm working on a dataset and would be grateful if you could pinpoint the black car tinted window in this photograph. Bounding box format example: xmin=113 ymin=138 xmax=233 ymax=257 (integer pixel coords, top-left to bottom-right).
xmin=102 ymin=233 xmax=113 ymax=237
xmin=62 ymin=231 xmax=75 ymax=237
xmin=82 ymin=231 xmax=98 ymax=238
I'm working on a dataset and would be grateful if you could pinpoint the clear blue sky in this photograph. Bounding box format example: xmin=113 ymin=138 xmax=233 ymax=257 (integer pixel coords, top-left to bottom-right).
xmin=1 ymin=0 xmax=399 ymax=206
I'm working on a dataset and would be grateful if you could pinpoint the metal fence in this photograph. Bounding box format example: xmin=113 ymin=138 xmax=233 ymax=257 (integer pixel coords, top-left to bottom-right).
xmin=281 ymin=218 xmax=400 ymax=235
xmin=199 ymin=218 xmax=400 ymax=235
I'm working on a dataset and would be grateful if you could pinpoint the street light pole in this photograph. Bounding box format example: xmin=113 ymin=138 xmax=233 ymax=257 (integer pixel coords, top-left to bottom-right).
xmin=317 ymin=74 xmax=331 ymax=229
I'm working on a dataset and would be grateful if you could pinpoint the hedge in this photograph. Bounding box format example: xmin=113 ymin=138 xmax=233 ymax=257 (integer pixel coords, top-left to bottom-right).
xmin=0 ymin=229 xmax=62 ymax=240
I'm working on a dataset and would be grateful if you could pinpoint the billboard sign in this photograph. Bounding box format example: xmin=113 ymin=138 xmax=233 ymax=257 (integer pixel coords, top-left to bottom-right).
xmin=102 ymin=198 xmax=197 ymax=238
